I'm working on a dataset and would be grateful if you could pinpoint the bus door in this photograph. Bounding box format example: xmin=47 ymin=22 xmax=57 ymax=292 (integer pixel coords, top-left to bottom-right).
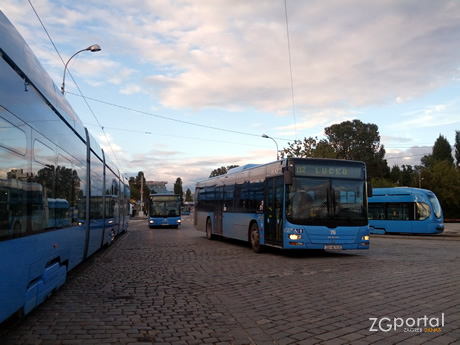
xmin=213 ymin=186 xmax=223 ymax=235
xmin=264 ymin=176 xmax=284 ymax=246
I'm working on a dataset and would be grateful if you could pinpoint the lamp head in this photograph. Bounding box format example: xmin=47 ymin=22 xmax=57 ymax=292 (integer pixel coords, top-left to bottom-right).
xmin=262 ymin=134 xmax=269 ymax=138
xmin=87 ymin=44 xmax=101 ymax=52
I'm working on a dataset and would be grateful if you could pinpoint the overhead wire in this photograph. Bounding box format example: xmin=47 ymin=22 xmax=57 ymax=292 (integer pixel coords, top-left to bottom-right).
xmin=28 ymin=1 xmax=432 ymax=165
xmin=66 ymin=91 xmax=293 ymax=142
xmin=84 ymin=123 xmax=272 ymax=148
xmin=284 ymin=0 xmax=297 ymax=139
xmin=28 ymin=0 xmax=125 ymax=174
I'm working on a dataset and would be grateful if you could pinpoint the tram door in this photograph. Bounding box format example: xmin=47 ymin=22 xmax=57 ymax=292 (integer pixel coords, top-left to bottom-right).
xmin=213 ymin=186 xmax=223 ymax=235
xmin=264 ymin=176 xmax=284 ymax=246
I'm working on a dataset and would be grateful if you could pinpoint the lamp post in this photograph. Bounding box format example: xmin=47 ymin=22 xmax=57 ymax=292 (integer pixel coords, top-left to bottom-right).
xmin=262 ymin=134 xmax=279 ymax=160
xmin=61 ymin=44 xmax=101 ymax=94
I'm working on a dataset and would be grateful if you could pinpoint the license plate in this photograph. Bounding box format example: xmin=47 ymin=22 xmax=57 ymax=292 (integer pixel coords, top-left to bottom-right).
xmin=324 ymin=245 xmax=342 ymax=250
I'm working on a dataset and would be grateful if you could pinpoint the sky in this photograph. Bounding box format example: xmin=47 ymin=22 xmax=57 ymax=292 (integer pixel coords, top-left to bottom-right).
xmin=1 ymin=0 xmax=460 ymax=192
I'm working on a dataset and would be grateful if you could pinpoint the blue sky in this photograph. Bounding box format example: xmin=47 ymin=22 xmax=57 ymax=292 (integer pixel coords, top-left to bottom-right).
xmin=1 ymin=1 xmax=459 ymax=192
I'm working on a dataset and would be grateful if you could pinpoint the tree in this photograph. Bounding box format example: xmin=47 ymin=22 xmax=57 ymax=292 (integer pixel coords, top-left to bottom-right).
xmin=185 ymin=188 xmax=193 ymax=202
xmin=389 ymin=165 xmax=401 ymax=185
xmin=432 ymin=135 xmax=454 ymax=165
xmin=129 ymin=176 xmax=140 ymax=200
xmin=129 ymin=171 xmax=150 ymax=202
xmin=281 ymin=119 xmax=389 ymax=179
xmin=421 ymin=161 xmax=460 ymax=218
xmin=422 ymin=134 xmax=453 ymax=168
xmin=174 ymin=177 xmax=183 ymax=197
xmin=209 ymin=165 xmax=239 ymax=177
xmin=280 ymin=137 xmax=336 ymax=159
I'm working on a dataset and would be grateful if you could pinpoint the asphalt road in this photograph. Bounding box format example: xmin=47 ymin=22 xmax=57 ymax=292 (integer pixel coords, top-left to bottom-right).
xmin=1 ymin=214 xmax=459 ymax=345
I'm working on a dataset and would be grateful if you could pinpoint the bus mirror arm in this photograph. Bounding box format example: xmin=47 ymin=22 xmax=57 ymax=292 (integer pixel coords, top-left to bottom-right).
xmin=284 ymin=170 xmax=292 ymax=185
xmin=367 ymin=177 xmax=373 ymax=198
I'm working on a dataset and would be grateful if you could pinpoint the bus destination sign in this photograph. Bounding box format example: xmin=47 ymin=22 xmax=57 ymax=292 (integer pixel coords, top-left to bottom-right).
xmin=151 ymin=195 xmax=181 ymax=202
xmin=295 ymin=163 xmax=363 ymax=179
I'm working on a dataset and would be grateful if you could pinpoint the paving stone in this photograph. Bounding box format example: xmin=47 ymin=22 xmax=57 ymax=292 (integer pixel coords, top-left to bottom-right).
xmin=1 ymin=220 xmax=459 ymax=345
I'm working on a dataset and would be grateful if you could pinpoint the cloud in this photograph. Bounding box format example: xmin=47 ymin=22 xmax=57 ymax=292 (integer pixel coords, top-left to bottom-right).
xmin=4 ymin=0 xmax=460 ymax=117
xmin=385 ymin=146 xmax=432 ymax=167
xmin=2 ymin=0 xmax=459 ymax=188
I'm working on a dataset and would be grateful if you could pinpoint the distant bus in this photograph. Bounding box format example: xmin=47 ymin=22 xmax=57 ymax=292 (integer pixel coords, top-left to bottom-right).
xmin=181 ymin=206 xmax=191 ymax=215
xmin=368 ymin=187 xmax=444 ymax=234
xmin=194 ymin=158 xmax=371 ymax=252
xmin=148 ymin=194 xmax=182 ymax=228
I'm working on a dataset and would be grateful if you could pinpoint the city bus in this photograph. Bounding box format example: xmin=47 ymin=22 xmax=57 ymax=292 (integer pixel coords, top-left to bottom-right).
xmin=148 ymin=194 xmax=182 ymax=228
xmin=368 ymin=187 xmax=444 ymax=234
xmin=194 ymin=158 xmax=371 ymax=252
xmin=0 ymin=11 xmax=130 ymax=324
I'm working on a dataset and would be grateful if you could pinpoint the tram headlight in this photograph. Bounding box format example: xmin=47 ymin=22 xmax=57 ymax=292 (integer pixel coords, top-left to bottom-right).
xmin=362 ymin=235 xmax=370 ymax=241
xmin=289 ymin=234 xmax=302 ymax=240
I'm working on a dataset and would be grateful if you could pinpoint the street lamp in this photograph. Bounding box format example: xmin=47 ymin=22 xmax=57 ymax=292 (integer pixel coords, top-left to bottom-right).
xmin=262 ymin=134 xmax=279 ymax=160
xmin=61 ymin=44 xmax=101 ymax=94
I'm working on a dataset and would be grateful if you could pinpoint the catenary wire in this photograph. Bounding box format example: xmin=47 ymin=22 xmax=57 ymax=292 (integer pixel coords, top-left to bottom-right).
xmin=66 ymin=91 xmax=292 ymax=142
xmin=28 ymin=0 xmax=125 ymax=173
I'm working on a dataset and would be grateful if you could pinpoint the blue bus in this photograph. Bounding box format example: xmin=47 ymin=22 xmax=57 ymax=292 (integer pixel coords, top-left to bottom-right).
xmin=148 ymin=194 xmax=182 ymax=228
xmin=194 ymin=158 xmax=371 ymax=252
xmin=0 ymin=11 xmax=130 ymax=324
xmin=368 ymin=187 xmax=444 ymax=234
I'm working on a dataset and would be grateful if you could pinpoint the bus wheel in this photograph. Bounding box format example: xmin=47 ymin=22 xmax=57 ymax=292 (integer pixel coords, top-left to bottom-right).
xmin=206 ymin=218 xmax=214 ymax=240
xmin=250 ymin=222 xmax=262 ymax=253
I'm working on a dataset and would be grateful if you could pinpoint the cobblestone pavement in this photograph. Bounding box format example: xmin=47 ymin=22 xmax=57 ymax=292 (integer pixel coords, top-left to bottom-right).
xmin=1 ymin=216 xmax=459 ymax=345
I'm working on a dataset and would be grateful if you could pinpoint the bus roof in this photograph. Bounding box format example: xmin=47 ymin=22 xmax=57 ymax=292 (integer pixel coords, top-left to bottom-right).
xmin=371 ymin=187 xmax=432 ymax=196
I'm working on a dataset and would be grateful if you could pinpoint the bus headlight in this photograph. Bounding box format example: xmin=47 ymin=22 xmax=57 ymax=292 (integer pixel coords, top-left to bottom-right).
xmin=362 ymin=235 xmax=370 ymax=241
xmin=149 ymin=220 xmax=154 ymax=224
xmin=177 ymin=220 xmax=181 ymax=224
xmin=289 ymin=234 xmax=302 ymax=240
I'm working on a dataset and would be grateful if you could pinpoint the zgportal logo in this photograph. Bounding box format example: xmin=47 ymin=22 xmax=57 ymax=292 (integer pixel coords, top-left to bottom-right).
xmin=369 ymin=313 xmax=444 ymax=333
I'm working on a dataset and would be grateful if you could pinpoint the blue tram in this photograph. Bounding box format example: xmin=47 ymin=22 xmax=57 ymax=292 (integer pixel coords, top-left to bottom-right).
xmin=0 ymin=11 xmax=130 ymax=323
xmin=368 ymin=187 xmax=444 ymax=234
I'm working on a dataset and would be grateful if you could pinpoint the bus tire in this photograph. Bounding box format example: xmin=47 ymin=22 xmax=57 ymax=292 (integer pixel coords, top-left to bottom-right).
xmin=250 ymin=222 xmax=262 ymax=253
xmin=206 ymin=218 xmax=214 ymax=240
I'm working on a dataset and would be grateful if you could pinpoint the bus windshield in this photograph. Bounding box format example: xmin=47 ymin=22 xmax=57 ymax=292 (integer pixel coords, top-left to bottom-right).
xmin=286 ymin=176 xmax=367 ymax=227
xmin=149 ymin=196 xmax=181 ymax=217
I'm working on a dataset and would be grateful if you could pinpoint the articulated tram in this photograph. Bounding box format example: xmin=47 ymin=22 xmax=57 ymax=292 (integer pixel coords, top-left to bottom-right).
xmin=0 ymin=11 xmax=130 ymax=323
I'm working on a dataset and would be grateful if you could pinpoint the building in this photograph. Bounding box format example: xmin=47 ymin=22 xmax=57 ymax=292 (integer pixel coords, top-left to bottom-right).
xmin=146 ymin=180 xmax=169 ymax=194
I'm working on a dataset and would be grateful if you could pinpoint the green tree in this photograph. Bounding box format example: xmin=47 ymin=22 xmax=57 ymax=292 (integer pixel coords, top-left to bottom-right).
xmin=422 ymin=134 xmax=453 ymax=168
xmin=281 ymin=119 xmax=389 ymax=179
xmin=422 ymin=161 xmax=460 ymax=218
xmin=185 ymin=188 xmax=193 ymax=202
xmin=325 ymin=120 xmax=389 ymax=179
xmin=400 ymin=165 xmax=415 ymax=187
xmin=174 ymin=177 xmax=183 ymax=198
xmin=280 ymin=137 xmax=335 ymax=158
xmin=129 ymin=172 xmax=150 ymax=202
xmin=370 ymin=177 xmax=394 ymax=188
xmin=389 ymin=165 xmax=401 ymax=185
xmin=209 ymin=165 xmax=239 ymax=177
xmin=432 ymin=135 xmax=454 ymax=165
xmin=129 ymin=176 xmax=140 ymax=200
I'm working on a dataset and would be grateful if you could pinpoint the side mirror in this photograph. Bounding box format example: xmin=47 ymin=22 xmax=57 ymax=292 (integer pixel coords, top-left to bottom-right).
xmin=367 ymin=178 xmax=373 ymax=198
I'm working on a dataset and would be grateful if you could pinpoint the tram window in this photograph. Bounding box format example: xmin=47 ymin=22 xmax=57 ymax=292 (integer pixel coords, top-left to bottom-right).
xmin=0 ymin=114 xmax=27 ymax=155
xmin=416 ymin=202 xmax=431 ymax=221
